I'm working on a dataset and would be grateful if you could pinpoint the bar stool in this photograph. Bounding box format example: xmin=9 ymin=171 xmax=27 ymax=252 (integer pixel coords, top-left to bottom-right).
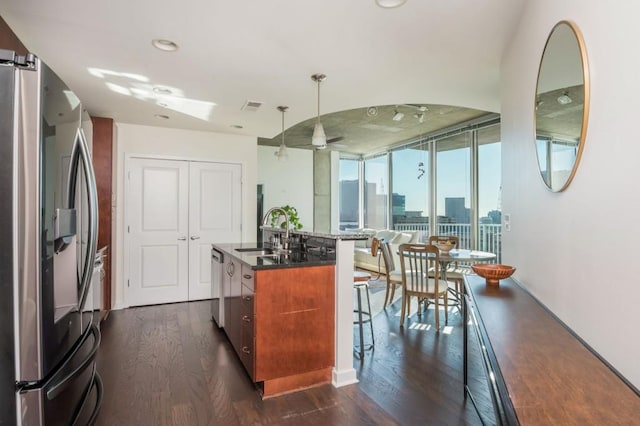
xmin=353 ymin=271 xmax=374 ymax=359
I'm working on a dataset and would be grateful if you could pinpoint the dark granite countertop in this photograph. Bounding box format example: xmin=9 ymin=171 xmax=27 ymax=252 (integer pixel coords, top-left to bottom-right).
xmin=261 ymin=227 xmax=369 ymax=241
xmin=212 ymin=242 xmax=336 ymax=271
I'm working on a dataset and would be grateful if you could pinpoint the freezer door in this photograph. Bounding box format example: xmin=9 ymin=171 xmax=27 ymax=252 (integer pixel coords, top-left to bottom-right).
xmin=18 ymin=325 xmax=102 ymax=426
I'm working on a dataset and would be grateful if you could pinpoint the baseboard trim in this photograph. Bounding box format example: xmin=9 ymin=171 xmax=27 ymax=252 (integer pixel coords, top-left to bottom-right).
xmin=332 ymin=367 xmax=359 ymax=387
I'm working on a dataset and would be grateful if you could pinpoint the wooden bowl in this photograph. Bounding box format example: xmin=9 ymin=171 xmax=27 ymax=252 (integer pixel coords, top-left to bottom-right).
xmin=471 ymin=264 xmax=516 ymax=286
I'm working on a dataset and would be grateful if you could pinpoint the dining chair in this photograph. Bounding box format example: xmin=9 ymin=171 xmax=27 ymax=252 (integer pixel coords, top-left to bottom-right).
xmin=379 ymin=240 xmax=404 ymax=308
xmin=370 ymin=237 xmax=383 ymax=279
xmin=398 ymin=243 xmax=450 ymax=330
xmin=428 ymin=235 xmax=467 ymax=303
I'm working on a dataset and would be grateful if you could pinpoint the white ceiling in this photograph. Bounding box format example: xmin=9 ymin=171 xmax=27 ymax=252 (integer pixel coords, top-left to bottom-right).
xmin=0 ymin=0 xmax=526 ymax=140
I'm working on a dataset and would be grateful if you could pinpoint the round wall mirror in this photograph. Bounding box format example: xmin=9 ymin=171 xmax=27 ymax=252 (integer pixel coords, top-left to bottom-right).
xmin=534 ymin=21 xmax=589 ymax=192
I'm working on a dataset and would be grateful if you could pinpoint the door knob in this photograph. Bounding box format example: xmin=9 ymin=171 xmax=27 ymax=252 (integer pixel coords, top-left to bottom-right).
xmin=178 ymin=236 xmax=187 ymax=241
xmin=190 ymin=236 xmax=200 ymax=240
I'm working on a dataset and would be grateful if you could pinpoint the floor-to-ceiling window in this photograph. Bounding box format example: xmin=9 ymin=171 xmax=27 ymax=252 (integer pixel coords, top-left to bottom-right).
xmin=338 ymin=158 xmax=360 ymax=230
xmin=364 ymin=154 xmax=388 ymax=229
xmin=436 ymin=132 xmax=471 ymax=249
xmin=536 ymin=137 xmax=578 ymax=190
xmin=340 ymin=116 xmax=500 ymax=259
xmin=390 ymin=143 xmax=430 ymax=241
xmin=478 ymin=124 xmax=502 ymax=261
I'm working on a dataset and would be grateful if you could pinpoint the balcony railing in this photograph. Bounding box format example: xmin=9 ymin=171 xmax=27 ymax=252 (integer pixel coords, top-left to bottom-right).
xmin=394 ymin=222 xmax=502 ymax=263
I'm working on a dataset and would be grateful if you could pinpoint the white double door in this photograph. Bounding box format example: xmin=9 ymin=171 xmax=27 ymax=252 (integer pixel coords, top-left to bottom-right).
xmin=126 ymin=158 xmax=242 ymax=306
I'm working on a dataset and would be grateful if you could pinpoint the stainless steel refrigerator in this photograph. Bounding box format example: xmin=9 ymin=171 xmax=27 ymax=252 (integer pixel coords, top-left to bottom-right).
xmin=0 ymin=49 xmax=102 ymax=425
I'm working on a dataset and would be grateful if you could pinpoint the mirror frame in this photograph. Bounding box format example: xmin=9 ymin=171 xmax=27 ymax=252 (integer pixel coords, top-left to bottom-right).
xmin=534 ymin=20 xmax=590 ymax=192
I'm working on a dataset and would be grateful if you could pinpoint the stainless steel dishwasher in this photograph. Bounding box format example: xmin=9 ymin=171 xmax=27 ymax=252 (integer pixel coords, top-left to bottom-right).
xmin=211 ymin=247 xmax=224 ymax=327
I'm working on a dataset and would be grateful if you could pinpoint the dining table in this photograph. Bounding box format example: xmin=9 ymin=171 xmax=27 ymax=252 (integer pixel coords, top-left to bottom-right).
xmin=438 ymin=248 xmax=496 ymax=269
xmin=436 ymin=248 xmax=496 ymax=306
xmin=397 ymin=247 xmax=496 ymax=279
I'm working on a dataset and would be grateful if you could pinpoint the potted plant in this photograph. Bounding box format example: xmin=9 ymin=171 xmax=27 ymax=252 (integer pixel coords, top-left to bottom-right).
xmin=269 ymin=205 xmax=303 ymax=230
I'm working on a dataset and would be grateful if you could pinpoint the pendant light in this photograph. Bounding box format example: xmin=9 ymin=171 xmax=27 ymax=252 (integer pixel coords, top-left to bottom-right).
xmin=275 ymin=106 xmax=289 ymax=161
xmin=311 ymin=73 xmax=327 ymax=148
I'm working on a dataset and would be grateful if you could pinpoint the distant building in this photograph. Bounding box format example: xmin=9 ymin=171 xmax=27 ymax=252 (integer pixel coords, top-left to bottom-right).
xmin=445 ymin=197 xmax=470 ymax=224
xmin=339 ymin=179 xmax=358 ymax=224
xmin=394 ymin=215 xmax=429 ymax=225
xmin=365 ymin=182 xmax=387 ymax=228
xmin=392 ymin=193 xmax=406 ymax=216
xmin=437 ymin=215 xmax=456 ymax=224
xmin=487 ymin=209 xmax=502 ymax=224
xmin=404 ymin=210 xmax=424 ymax=218
xmin=391 ymin=193 xmax=430 ymax=227
xmin=479 ymin=216 xmax=493 ymax=224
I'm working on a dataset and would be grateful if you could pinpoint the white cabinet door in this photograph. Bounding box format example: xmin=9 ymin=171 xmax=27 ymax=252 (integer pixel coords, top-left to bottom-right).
xmin=188 ymin=162 xmax=242 ymax=300
xmin=127 ymin=158 xmax=190 ymax=306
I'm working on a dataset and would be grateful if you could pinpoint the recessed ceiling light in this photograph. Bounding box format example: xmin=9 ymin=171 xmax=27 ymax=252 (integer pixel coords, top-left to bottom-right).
xmin=153 ymin=86 xmax=173 ymax=95
xmin=230 ymin=124 xmax=244 ymax=129
xmin=375 ymin=0 xmax=408 ymax=8
xmin=151 ymin=39 xmax=178 ymax=52
xmin=154 ymin=114 xmax=170 ymax=119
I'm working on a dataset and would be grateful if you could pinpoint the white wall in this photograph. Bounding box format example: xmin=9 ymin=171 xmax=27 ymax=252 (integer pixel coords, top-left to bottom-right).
xmin=113 ymin=123 xmax=257 ymax=308
xmin=502 ymin=0 xmax=640 ymax=388
xmin=257 ymin=145 xmax=314 ymax=230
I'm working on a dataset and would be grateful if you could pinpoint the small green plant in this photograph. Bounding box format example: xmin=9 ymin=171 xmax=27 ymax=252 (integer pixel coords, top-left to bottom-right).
xmin=270 ymin=205 xmax=303 ymax=230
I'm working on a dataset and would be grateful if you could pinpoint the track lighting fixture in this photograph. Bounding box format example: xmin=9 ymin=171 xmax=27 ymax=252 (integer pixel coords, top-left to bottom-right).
xmin=557 ymin=92 xmax=572 ymax=105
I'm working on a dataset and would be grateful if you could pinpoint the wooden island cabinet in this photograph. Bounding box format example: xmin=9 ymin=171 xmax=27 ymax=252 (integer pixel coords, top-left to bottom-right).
xmin=220 ymin=247 xmax=335 ymax=398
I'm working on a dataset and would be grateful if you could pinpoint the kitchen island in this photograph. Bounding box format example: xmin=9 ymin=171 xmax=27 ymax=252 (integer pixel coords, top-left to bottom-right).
xmin=213 ymin=229 xmax=367 ymax=397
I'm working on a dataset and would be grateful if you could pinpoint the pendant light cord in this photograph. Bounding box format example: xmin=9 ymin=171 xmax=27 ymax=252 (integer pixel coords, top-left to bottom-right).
xmin=316 ymin=79 xmax=321 ymax=124
xmin=282 ymin=108 xmax=285 ymax=144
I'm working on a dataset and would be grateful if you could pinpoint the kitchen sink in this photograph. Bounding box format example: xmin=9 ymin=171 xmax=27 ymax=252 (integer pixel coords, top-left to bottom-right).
xmin=235 ymin=247 xmax=275 ymax=256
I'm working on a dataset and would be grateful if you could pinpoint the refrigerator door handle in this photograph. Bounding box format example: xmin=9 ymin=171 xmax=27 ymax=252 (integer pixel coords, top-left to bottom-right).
xmin=82 ymin=370 xmax=103 ymax=426
xmin=45 ymin=324 xmax=101 ymax=400
xmin=70 ymin=364 xmax=103 ymax=426
xmin=67 ymin=126 xmax=99 ymax=311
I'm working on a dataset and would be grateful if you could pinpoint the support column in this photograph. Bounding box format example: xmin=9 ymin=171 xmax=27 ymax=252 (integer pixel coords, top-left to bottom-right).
xmin=313 ymin=149 xmax=332 ymax=233
xmin=332 ymin=238 xmax=358 ymax=387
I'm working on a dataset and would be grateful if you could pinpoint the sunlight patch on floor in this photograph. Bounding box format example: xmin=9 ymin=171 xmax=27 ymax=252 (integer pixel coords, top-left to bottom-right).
xmin=408 ymin=323 xmax=432 ymax=331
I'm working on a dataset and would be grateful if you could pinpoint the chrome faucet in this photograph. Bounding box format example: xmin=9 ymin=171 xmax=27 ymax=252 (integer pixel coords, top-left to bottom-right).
xmin=262 ymin=207 xmax=290 ymax=252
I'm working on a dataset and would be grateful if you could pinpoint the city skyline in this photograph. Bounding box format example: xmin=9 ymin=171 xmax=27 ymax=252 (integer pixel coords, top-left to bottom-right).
xmin=339 ymin=141 xmax=502 ymax=223
xmin=340 ymin=178 xmax=501 ymax=226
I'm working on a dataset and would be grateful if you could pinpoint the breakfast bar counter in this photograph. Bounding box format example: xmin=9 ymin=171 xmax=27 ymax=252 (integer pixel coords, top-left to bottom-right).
xmin=211 ymin=241 xmax=335 ymax=270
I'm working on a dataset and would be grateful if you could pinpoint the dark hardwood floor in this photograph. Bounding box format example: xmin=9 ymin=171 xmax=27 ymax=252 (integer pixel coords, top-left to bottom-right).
xmin=97 ymin=289 xmax=490 ymax=425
